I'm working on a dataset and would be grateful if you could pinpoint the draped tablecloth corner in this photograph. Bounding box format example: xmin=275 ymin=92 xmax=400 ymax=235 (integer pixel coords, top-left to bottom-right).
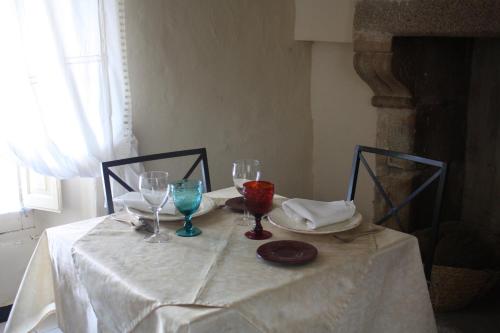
xmin=5 ymin=188 xmax=437 ymax=333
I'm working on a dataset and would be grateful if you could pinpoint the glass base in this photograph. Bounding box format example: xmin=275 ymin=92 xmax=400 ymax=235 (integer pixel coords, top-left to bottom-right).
xmin=245 ymin=230 xmax=272 ymax=240
xmin=234 ymin=215 xmax=253 ymax=226
xmin=176 ymin=226 xmax=202 ymax=237
xmin=144 ymin=232 xmax=170 ymax=243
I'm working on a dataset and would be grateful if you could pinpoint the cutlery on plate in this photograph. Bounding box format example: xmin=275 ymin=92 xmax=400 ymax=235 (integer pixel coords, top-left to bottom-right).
xmin=110 ymin=214 xmax=154 ymax=233
xmin=333 ymin=225 xmax=385 ymax=243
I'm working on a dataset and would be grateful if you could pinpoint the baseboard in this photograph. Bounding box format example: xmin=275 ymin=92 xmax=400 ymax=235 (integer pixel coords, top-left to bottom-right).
xmin=0 ymin=304 xmax=12 ymax=323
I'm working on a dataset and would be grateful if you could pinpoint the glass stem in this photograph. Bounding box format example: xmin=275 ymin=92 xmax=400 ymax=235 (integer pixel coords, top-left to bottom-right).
xmin=184 ymin=215 xmax=193 ymax=232
xmin=254 ymin=215 xmax=263 ymax=234
xmin=154 ymin=208 xmax=160 ymax=235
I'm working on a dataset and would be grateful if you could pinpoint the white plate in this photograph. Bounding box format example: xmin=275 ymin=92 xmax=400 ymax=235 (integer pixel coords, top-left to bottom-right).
xmin=127 ymin=196 xmax=216 ymax=221
xmin=267 ymin=207 xmax=362 ymax=235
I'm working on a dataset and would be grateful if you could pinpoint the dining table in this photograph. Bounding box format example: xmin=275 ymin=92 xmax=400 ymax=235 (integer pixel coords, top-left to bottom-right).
xmin=5 ymin=187 xmax=437 ymax=333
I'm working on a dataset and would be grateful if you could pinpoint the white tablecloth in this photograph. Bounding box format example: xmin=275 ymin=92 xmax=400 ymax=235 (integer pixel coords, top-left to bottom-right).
xmin=5 ymin=188 xmax=437 ymax=333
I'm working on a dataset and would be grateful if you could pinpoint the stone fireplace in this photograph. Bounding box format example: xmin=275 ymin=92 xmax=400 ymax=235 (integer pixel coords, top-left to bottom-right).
xmin=352 ymin=0 xmax=500 ymax=240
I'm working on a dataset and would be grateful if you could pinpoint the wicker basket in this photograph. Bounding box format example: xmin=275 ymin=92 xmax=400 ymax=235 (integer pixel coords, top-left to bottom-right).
xmin=429 ymin=265 xmax=500 ymax=312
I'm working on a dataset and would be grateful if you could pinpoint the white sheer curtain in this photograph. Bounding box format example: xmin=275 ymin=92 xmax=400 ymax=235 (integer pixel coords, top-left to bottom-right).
xmin=0 ymin=0 xmax=137 ymax=180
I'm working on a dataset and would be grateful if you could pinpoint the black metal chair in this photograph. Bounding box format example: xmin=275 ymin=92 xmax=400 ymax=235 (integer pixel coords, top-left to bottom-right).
xmin=346 ymin=145 xmax=447 ymax=279
xmin=102 ymin=148 xmax=211 ymax=214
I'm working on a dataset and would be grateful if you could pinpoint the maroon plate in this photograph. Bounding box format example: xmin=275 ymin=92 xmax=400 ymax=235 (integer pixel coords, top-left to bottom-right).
xmin=257 ymin=240 xmax=318 ymax=265
xmin=225 ymin=196 xmax=245 ymax=213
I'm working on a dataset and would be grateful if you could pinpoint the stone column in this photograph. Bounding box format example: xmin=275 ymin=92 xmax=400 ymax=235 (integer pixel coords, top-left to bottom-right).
xmin=353 ymin=39 xmax=417 ymax=231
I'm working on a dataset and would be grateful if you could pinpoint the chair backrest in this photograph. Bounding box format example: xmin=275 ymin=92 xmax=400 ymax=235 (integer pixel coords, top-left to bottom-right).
xmin=102 ymin=148 xmax=211 ymax=215
xmin=346 ymin=145 xmax=447 ymax=279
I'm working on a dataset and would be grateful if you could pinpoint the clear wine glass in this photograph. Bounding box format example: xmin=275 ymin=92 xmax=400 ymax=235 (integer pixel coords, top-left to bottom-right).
xmin=232 ymin=159 xmax=261 ymax=225
xmin=139 ymin=171 xmax=170 ymax=243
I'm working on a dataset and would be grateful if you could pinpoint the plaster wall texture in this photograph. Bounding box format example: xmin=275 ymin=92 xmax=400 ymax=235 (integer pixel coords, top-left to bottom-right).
xmin=0 ymin=177 xmax=98 ymax=306
xmin=0 ymin=228 xmax=36 ymax=307
xmin=34 ymin=178 xmax=98 ymax=229
xmin=125 ymin=0 xmax=313 ymax=198
xmin=311 ymin=42 xmax=376 ymax=221
xmin=295 ymin=0 xmax=354 ymax=43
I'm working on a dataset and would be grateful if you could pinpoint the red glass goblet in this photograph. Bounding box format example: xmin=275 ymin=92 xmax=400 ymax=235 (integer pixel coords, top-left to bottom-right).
xmin=243 ymin=181 xmax=274 ymax=240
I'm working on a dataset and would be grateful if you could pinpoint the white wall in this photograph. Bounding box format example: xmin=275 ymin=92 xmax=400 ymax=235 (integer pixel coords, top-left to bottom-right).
xmin=295 ymin=0 xmax=377 ymax=220
xmin=0 ymin=178 xmax=98 ymax=306
xmin=34 ymin=178 xmax=99 ymax=229
xmin=311 ymin=42 xmax=376 ymax=221
xmin=295 ymin=0 xmax=376 ymax=219
xmin=295 ymin=0 xmax=354 ymax=43
xmin=0 ymin=217 xmax=37 ymax=307
xmin=125 ymin=0 xmax=313 ymax=198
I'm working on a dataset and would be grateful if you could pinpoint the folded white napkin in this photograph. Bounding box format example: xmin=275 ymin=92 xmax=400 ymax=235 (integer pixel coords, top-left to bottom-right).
xmin=282 ymin=199 xmax=356 ymax=230
xmin=114 ymin=192 xmax=177 ymax=215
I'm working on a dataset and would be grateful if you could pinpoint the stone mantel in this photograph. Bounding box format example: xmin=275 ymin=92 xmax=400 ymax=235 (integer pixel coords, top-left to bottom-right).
xmin=353 ymin=0 xmax=500 ymax=108
xmin=352 ymin=0 xmax=500 ymax=230
xmin=355 ymin=0 xmax=500 ymax=43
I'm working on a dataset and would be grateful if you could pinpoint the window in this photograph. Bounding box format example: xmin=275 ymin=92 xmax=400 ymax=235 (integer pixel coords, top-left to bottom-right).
xmin=0 ymin=0 xmax=136 ymax=221
xmin=0 ymin=141 xmax=61 ymax=216
xmin=0 ymin=141 xmax=60 ymax=235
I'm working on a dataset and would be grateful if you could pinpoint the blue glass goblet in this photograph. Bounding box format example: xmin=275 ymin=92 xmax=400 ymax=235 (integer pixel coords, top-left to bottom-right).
xmin=172 ymin=179 xmax=203 ymax=237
